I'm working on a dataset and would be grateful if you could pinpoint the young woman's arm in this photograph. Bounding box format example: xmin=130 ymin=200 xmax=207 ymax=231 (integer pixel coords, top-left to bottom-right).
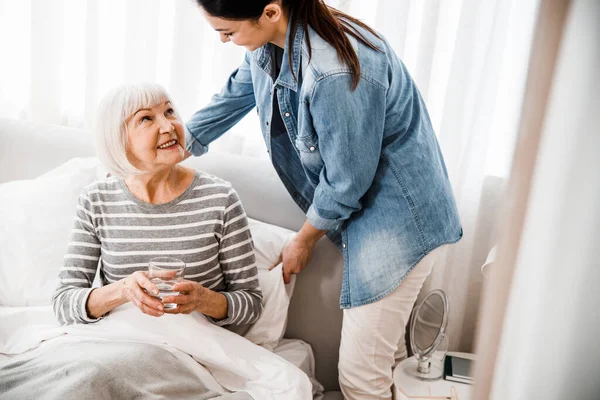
xmin=305 ymin=74 xmax=387 ymax=231
xmin=185 ymin=51 xmax=257 ymax=157
xmin=277 ymin=220 xmax=326 ymax=284
xmin=278 ymin=75 xmax=387 ymax=283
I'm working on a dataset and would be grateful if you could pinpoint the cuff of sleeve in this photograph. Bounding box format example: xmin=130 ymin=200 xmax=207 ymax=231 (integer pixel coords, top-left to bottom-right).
xmin=206 ymin=292 xmax=236 ymax=327
xmin=184 ymin=123 xmax=209 ymax=156
xmin=306 ymin=205 xmax=343 ymax=231
xmin=79 ymin=288 xmax=103 ymax=323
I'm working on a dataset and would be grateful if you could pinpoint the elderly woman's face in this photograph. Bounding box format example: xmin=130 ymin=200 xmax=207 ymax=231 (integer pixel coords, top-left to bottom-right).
xmin=125 ymin=100 xmax=185 ymax=172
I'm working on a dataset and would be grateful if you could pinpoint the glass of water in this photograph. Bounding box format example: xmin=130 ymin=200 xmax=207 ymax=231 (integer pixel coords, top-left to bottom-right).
xmin=147 ymin=257 xmax=186 ymax=310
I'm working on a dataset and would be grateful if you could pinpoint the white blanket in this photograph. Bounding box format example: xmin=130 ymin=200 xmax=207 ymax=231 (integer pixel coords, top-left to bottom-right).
xmin=0 ymin=304 xmax=313 ymax=400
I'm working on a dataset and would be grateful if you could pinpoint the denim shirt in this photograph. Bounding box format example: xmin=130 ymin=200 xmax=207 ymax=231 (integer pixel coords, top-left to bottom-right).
xmin=185 ymin=20 xmax=463 ymax=308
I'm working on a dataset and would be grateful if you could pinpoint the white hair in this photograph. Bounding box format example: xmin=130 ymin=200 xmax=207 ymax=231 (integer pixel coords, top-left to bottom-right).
xmin=95 ymin=82 xmax=178 ymax=178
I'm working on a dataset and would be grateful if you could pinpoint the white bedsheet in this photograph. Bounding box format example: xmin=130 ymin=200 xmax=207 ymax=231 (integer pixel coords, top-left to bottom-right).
xmin=0 ymin=305 xmax=313 ymax=399
xmin=274 ymin=339 xmax=325 ymax=400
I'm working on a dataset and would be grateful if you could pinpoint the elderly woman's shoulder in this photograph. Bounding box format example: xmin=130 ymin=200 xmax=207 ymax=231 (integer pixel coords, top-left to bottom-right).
xmin=78 ymin=175 xmax=123 ymax=199
xmin=194 ymin=170 xmax=234 ymax=192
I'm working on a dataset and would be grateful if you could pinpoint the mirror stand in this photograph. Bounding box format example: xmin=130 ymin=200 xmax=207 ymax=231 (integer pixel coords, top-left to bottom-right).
xmin=405 ymin=289 xmax=449 ymax=381
xmin=417 ymin=359 xmax=431 ymax=374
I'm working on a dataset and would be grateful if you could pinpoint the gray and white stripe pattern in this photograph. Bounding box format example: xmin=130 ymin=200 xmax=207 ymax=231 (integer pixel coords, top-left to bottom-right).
xmin=52 ymin=171 xmax=262 ymax=327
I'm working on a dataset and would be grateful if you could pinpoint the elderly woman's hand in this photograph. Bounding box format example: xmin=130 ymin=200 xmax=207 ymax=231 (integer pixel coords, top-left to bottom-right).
xmin=120 ymin=271 xmax=164 ymax=317
xmin=163 ymin=280 xmax=228 ymax=319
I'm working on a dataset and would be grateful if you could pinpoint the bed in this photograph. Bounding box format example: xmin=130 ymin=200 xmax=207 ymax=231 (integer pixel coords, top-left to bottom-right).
xmin=0 ymin=118 xmax=345 ymax=399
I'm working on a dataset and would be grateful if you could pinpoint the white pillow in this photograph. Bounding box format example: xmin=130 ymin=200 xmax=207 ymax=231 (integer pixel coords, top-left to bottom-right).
xmin=38 ymin=157 xmax=107 ymax=180
xmin=0 ymin=158 xmax=104 ymax=306
xmin=244 ymin=218 xmax=296 ymax=350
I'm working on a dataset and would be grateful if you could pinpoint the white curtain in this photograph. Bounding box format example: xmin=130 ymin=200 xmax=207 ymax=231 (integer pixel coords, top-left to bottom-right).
xmin=0 ymin=0 xmax=539 ymax=352
xmin=484 ymin=1 xmax=600 ymax=398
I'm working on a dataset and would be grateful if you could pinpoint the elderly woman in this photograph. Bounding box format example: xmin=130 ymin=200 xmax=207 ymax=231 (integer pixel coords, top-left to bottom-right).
xmin=52 ymin=83 xmax=262 ymax=328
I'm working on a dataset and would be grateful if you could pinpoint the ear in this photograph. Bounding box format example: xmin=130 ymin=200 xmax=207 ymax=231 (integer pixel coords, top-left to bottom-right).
xmin=263 ymin=3 xmax=283 ymax=22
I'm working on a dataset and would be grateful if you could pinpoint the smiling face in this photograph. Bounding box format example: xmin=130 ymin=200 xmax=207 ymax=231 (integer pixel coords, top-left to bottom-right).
xmin=202 ymin=3 xmax=285 ymax=51
xmin=125 ymin=100 xmax=186 ymax=173
xmin=204 ymin=13 xmax=270 ymax=51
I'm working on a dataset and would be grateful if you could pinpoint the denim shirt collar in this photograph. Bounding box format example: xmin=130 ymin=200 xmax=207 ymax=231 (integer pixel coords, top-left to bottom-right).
xmin=252 ymin=17 xmax=304 ymax=92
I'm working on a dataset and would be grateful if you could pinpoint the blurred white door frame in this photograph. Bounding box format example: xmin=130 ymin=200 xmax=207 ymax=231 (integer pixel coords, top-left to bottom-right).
xmin=474 ymin=0 xmax=600 ymax=398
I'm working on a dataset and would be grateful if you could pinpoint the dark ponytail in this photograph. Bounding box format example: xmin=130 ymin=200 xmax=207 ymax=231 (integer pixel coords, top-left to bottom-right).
xmin=287 ymin=0 xmax=381 ymax=90
xmin=197 ymin=0 xmax=382 ymax=90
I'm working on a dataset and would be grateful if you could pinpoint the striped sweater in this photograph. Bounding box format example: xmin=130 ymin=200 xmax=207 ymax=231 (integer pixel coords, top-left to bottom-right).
xmin=52 ymin=170 xmax=263 ymax=327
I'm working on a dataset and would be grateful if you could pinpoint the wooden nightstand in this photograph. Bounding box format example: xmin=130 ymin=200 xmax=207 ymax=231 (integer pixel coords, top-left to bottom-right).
xmin=393 ymin=352 xmax=474 ymax=400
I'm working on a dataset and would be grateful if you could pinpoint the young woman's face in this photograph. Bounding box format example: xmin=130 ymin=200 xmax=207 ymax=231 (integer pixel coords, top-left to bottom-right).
xmin=125 ymin=100 xmax=186 ymax=172
xmin=202 ymin=7 xmax=282 ymax=51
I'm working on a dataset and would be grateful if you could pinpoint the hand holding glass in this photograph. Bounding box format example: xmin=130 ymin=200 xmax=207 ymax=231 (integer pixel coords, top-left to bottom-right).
xmin=146 ymin=257 xmax=186 ymax=310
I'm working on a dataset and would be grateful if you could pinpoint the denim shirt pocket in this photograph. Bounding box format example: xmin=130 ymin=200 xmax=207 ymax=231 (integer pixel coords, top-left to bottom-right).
xmin=294 ymin=135 xmax=324 ymax=179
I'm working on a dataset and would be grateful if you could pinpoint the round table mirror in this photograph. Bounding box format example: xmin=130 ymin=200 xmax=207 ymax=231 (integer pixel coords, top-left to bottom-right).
xmin=404 ymin=289 xmax=449 ymax=381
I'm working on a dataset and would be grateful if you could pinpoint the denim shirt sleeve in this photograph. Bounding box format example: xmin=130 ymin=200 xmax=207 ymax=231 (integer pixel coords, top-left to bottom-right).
xmin=306 ymin=74 xmax=386 ymax=231
xmin=185 ymin=51 xmax=256 ymax=156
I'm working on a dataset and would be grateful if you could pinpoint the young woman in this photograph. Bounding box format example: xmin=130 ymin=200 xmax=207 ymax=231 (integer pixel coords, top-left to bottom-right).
xmin=184 ymin=1 xmax=462 ymax=398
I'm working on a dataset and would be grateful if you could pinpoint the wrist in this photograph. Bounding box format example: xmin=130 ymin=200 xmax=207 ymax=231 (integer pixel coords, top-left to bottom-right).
xmin=197 ymin=290 xmax=228 ymax=320
xmin=296 ymin=233 xmax=317 ymax=248
xmin=213 ymin=292 xmax=228 ymax=320
xmin=108 ymin=279 xmax=130 ymax=308
xmin=117 ymin=279 xmax=128 ymax=303
xmin=86 ymin=282 xmax=127 ymax=319
xmin=297 ymin=219 xmax=327 ymax=247
xmin=296 ymin=228 xmax=322 ymax=247
xmin=107 ymin=281 xmax=127 ymax=309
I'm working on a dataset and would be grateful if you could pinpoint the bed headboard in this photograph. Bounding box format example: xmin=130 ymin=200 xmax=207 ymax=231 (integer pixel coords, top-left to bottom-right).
xmin=0 ymin=118 xmax=344 ymax=391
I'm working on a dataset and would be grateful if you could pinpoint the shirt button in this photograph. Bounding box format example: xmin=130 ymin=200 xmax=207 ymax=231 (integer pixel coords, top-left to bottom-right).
xmin=309 ymin=146 xmax=316 ymax=152
xmin=284 ymin=112 xmax=290 ymax=117
xmin=342 ymin=243 xmax=347 ymax=249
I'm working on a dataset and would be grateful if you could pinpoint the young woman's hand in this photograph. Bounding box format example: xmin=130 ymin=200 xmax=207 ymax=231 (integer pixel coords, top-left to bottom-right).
xmin=120 ymin=271 xmax=164 ymax=317
xmin=278 ymin=235 xmax=316 ymax=284
xmin=272 ymin=220 xmax=326 ymax=284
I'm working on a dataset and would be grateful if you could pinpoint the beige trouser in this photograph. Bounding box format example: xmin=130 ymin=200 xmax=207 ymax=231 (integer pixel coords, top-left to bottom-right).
xmin=338 ymin=247 xmax=443 ymax=399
